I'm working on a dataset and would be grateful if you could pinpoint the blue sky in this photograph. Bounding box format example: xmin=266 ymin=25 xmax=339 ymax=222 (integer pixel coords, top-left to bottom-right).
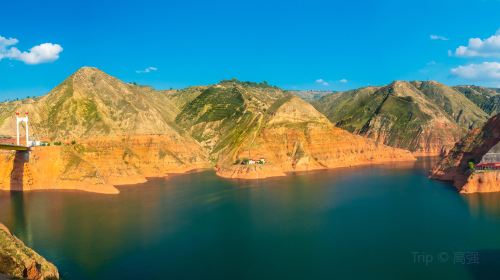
xmin=1 ymin=0 xmax=499 ymax=100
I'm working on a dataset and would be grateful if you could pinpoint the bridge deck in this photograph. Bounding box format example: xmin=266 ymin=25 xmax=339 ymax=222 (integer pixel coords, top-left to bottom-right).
xmin=0 ymin=144 xmax=29 ymax=151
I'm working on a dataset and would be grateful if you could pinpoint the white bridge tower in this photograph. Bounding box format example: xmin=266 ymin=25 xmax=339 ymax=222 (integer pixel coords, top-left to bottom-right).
xmin=16 ymin=112 xmax=29 ymax=146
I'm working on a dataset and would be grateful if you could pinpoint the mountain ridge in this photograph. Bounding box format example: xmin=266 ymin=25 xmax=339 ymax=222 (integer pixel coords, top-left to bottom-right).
xmin=312 ymin=80 xmax=489 ymax=155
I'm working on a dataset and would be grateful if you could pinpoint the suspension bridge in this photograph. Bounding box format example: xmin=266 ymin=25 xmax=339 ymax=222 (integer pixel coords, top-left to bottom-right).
xmin=0 ymin=112 xmax=33 ymax=151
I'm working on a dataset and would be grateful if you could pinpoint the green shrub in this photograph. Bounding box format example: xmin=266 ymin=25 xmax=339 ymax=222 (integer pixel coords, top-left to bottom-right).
xmin=468 ymin=161 xmax=475 ymax=171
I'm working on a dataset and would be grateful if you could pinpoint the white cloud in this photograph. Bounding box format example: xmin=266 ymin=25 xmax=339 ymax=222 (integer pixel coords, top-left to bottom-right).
xmin=451 ymin=62 xmax=500 ymax=81
xmin=136 ymin=66 xmax=158 ymax=74
xmin=0 ymin=36 xmax=18 ymax=48
xmin=339 ymin=78 xmax=348 ymax=83
xmin=315 ymin=78 xmax=329 ymax=86
xmin=453 ymin=29 xmax=500 ymax=57
xmin=430 ymin=34 xmax=449 ymax=41
xmin=0 ymin=35 xmax=63 ymax=64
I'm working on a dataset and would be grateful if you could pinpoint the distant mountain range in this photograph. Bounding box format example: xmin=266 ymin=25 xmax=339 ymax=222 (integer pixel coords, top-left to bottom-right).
xmin=288 ymin=90 xmax=334 ymax=102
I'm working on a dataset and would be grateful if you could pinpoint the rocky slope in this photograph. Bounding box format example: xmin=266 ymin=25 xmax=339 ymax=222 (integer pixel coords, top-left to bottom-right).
xmin=454 ymin=85 xmax=500 ymax=116
xmin=313 ymin=81 xmax=488 ymax=155
xmin=0 ymin=224 xmax=59 ymax=279
xmin=0 ymin=67 xmax=210 ymax=193
xmin=172 ymin=81 xmax=415 ymax=179
xmin=431 ymin=114 xmax=500 ymax=193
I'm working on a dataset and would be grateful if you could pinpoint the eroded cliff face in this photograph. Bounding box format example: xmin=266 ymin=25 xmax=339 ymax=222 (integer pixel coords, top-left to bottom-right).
xmin=0 ymin=224 xmax=59 ymax=280
xmin=0 ymin=135 xmax=210 ymax=194
xmin=216 ymin=97 xmax=415 ymax=179
xmin=460 ymin=172 xmax=500 ymax=194
xmin=431 ymin=114 xmax=500 ymax=193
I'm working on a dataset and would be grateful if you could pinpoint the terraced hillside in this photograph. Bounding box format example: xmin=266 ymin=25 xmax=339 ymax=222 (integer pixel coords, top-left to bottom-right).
xmin=164 ymin=86 xmax=207 ymax=111
xmin=313 ymin=81 xmax=488 ymax=155
xmin=175 ymin=80 xmax=286 ymax=157
xmin=454 ymin=85 xmax=500 ymax=116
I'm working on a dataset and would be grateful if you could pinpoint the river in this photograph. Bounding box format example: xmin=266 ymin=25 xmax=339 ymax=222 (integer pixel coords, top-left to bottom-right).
xmin=1 ymin=158 xmax=500 ymax=279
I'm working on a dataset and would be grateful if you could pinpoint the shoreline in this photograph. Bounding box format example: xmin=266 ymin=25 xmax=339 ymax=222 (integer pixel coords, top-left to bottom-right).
xmin=0 ymin=149 xmax=448 ymax=195
xmin=0 ymin=167 xmax=214 ymax=195
xmin=220 ymin=158 xmax=424 ymax=181
xmin=0 ymin=159 xmax=427 ymax=195
xmin=216 ymin=156 xmax=418 ymax=180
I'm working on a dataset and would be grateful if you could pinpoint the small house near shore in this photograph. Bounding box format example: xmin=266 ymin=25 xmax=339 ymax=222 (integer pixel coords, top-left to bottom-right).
xmin=240 ymin=158 xmax=266 ymax=165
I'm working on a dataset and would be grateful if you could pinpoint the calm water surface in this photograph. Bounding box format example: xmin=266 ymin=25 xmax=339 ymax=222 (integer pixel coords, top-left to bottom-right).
xmin=1 ymin=158 xmax=500 ymax=280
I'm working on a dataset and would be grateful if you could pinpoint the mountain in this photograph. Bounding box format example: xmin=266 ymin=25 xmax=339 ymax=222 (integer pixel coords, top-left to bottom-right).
xmin=431 ymin=114 xmax=500 ymax=193
xmin=172 ymin=80 xmax=414 ymax=178
xmin=454 ymin=85 xmax=500 ymax=116
xmin=312 ymin=81 xmax=489 ymax=155
xmin=174 ymin=80 xmax=286 ymax=156
xmin=0 ymin=68 xmax=415 ymax=189
xmin=0 ymin=67 xmax=184 ymax=140
xmin=410 ymin=81 xmax=487 ymax=129
xmin=0 ymin=67 xmax=210 ymax=193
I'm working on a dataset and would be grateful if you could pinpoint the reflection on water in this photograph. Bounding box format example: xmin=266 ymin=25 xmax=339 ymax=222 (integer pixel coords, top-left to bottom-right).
xmin=0 ymin=158 xmax=499 ymax=280
xmin=464 ymin=192 xmax=500 ymax=219
xmin=8 ymin=192 xmax=31 ymax=244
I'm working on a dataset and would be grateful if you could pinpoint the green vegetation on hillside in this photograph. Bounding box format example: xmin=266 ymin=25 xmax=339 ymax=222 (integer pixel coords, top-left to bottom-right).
xmin=411 ymin=81 xmax=488 ymax=129
xmin=174 ymin=80 xmax=286 ymax=160
xmin=454 ymin=85 xmax=500 ymax=116
xmin=0 ymin=67 xmax=185 ymax=140
xmin=312 ymin=81 xmax=484 ymax=153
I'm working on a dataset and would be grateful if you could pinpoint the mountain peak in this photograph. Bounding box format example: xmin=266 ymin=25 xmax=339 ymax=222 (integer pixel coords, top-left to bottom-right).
xmin=386 ymin=80 xmax=419 ymax=94
xmin=70 ymin=66 xmax=109 ymax=81
xmin=389 ymin=80 xmax=412 ymax=86
xmin=67 ymin=67 xmax=119 ymax=88
xmin=73 ymin=66 xmax=102 ymax=75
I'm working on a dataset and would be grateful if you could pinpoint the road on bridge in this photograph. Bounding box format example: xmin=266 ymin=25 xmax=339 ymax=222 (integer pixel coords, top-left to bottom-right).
xmin=0 ymin=144 xmax=29 ymax=151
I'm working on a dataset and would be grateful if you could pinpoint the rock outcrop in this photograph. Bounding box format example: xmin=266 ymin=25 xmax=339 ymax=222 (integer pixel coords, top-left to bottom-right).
xmin=431 ymin=114 xmax=500 ymax=193
xmin=0 ymin=224 xmax=59 ymax=280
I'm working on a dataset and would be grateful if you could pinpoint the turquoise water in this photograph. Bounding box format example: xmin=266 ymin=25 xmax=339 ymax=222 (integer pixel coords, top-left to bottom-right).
xmin=1 ymin=158 xmax=500 ymax=279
